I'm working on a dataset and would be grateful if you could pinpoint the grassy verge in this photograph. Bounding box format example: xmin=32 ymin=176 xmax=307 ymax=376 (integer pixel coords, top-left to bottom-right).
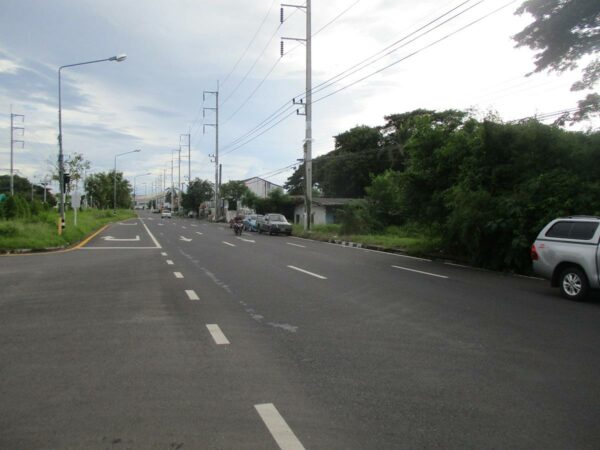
xmin=0 ymin=209 xmax=136 ymax=251
xmin=291 ymin=223 xmax=441 ymax=255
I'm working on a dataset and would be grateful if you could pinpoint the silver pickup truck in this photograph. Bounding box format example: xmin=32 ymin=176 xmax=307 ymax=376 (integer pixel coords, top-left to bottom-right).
xmin=531 ymin=216 xmax=600 ymax=300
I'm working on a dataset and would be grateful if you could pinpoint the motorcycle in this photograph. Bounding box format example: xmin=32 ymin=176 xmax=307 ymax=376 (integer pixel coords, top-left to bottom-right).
xmin=233 ymin=221 xmax=243 ymax=236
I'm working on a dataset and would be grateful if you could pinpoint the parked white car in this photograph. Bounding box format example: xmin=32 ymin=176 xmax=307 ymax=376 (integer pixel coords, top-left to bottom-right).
xmin=161 ymin=209 xmax=172 ymax=219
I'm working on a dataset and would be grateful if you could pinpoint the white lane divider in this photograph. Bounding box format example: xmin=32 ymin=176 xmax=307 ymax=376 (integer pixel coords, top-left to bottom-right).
xmin=286 ymin=242 xmax=305 ymax=248
xmin=191 ymin=224 xmax=198 ymax=227
xmin=392 ymin=265 xmax=448 ymax=279
xmin=236 ymin=237 xmax=255 ymax=243
xmin=179 ymin=236 xmax=192 ymax=242
xmin=195 ymin=232 xmax=203 ymax=236
xmin=174 ymin=272 xmax=184 ymax=279
xmin=161 ymin=252 xmax=167 ymax=256
xmin=222 ymin=241 xmax=236 ymax=247
xmin=182 ymin=226 xmax=187 ymax=229
xmin=166 ymin=260 xmax=174 ymax=265
xmin=185 ymin=289 xmax=199 ymax=301
xmin=255 ymin=403 xmax=305 ymax=450
xmin=287 ymin=265 xmax=327 ymax=280
xmin=206 ymin=324 xmax=230 ymax=345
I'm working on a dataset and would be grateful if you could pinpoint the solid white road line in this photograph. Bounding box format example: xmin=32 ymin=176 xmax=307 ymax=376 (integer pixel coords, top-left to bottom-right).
xmin=392 ymin=265 xmax=448 ymax=279
xmin=161 ymin=252 xmax=167 ymax=256
xmin=166 ymin=260 xmax=174 ymax=265
xmin=140 ymin=219 xmax=162 ymax=248
xmin=444 ymin=262 xmax=471 ymax=269
xmin=255 ymin=403 xmax=305 ymax=450
xmin=174 ymin=272 xmax=184 ymax=279
xmin=222 ymin=241 xmax=236 ymax=247
xmin=206 ymin=324 xmax=230 ymax=345
xmin=286 ymin=242 xmax=306 ymax=248
xmin=81 ymin=247 xmax=160 ymax=250
xmin=287 ymin=265 xmax=327 ymax=280
xmin=186 ymin=289 xmax=199 ymax=301
xmin=195 ymin=232 xmax=204 ymax=235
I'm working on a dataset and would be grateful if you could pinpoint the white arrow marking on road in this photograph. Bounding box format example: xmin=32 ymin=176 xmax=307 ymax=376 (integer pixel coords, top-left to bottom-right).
xmin=287 ymin=265 xmax=327 ymax=280
xmin=222 ymin=241 xmax=236 ymax=247
xmin=179 ymin=236 xmax=192 ymax=242
xmin=206 ymin=324 xmax=230 ymax=345
xmin=185 ymin=290 xmax=199 ymax=301
xmin=287 ymin=242 xmax=306 ymax=248
xmin=102 ymin=235 xmax=140 ymax=241
xmin=236 ymin=237 xmax=255 ymax=243
xmin=195 ymin=232 xmax=203 ymax=236
xmin=391 ymin=265 xmax=448 ymax=279
xmin=255 ymin=403 xmax=305 ymax=450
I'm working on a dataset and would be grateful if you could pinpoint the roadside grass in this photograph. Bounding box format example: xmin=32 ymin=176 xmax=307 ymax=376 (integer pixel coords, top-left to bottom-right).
xmin=291 ymin=223 xmax=441 ymax=255
xmin=0 ymin=209 xmax=136 ymax=251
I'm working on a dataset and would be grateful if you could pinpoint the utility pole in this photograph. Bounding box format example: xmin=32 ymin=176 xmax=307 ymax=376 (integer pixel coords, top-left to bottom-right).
xmin=171 ymin=150 xmax=176 ymax=210
xmin=177 ymin=146 xmax=181 ymax=213
xmin=203 ymin=83 xmax=219 ymax=221
xmin=180 ymin=132 xmax=191 ymax=192
xmin=281 ymin=0 xmax=312 ymax=230
xmin=9 ymin=106 xmax=25 ymax=196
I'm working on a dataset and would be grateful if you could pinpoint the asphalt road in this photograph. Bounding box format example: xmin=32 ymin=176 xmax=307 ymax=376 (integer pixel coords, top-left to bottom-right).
xmin=1 ymin=212 xmax=599 ymax=449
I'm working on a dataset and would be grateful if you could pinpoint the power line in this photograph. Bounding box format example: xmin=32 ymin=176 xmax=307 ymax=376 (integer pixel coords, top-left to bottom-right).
xmin=220 ymin=0 xmax=279 ymax=89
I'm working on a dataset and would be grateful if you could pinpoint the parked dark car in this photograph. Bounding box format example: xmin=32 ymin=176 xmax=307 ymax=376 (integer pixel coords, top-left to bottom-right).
xmin=258 ymin=213 xmax=292 ymax=236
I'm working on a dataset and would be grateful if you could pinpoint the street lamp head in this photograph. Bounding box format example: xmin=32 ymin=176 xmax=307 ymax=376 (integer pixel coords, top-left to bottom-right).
xmin=110 ymin=54 xmax=127 ymax=62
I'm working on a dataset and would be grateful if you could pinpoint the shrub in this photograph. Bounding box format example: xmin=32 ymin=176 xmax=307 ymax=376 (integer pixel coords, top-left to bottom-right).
xmin=0 ymin=222 xmax=19 ymax=237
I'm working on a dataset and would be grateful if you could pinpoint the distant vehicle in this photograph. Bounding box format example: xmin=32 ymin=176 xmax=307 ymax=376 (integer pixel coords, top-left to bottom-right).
xmin=161 ymin=209 xmax=172 ymax=219
xmin=531 ymin=216 xmax=600 ymax=300
xmin=258 ymin=213 xmax=292 ymax=236
xmin=243 ymin=214 xmax=262 ymax=232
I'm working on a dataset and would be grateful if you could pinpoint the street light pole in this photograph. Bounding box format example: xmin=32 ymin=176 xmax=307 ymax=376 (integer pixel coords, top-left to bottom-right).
xmin=58 ymin=54 xmax=126 ymax=229
xmin=113 ymin=149 xmax=140 ymax=214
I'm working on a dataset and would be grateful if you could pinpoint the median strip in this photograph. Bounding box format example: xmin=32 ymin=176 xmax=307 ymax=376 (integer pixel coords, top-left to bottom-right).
xmin=287 ymin=265 xmax=327 ymax=280
xmin=185 ymin=289 xmax=199 ymax=301
xmin=391 ymin=265 xmax=448 ymax=279
xmin=255 ymin=403 xmax=305 ymax=450
xmin=206 ymin=324 xmax=230 ymax=345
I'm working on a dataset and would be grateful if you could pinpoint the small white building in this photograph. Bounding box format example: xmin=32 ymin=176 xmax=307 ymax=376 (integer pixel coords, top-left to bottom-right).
xmin=242 ymin=177 xmax=281 ymax=199
xmin=293 ymin=198 xmax=354 ymax=226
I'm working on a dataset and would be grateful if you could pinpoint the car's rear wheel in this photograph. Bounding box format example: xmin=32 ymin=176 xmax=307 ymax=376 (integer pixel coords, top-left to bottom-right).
xmin=559 ymin=267 xmax=589 ymax=301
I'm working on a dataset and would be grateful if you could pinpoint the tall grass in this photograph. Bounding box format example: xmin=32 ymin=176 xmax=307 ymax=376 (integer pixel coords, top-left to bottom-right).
xmin=0 ymin=209 xmax=135 ymax=250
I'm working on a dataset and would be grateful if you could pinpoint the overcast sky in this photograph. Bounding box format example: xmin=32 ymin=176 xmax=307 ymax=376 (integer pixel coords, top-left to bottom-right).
xmin=0 ymin=0 xmax=594 ymax=195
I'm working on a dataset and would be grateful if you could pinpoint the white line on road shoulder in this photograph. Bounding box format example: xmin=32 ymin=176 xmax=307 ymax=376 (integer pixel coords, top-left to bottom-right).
xmin=222 ymin=241 xmax=236 ymax=247
xmin=174 ymin=272 xmax=184 ymax=279
xmin=185 ymin=289 xmax=199 ymax=300
xmin=166 ymin=260 xmax=174 ymax=265
xmin=206 ymin=324 xmax=230 ymax=345
xmin=392 ymin=265 xmax=448 ymax=279
xmin=140 ymin=219 xmax=162 ymax=248
xmin=286 ymin=242 xmax=306 ymax=248
xmin=255 ymin=403 xmax=305 ymax=450
xmin=287 ymin=265 xmax=327 ymax=280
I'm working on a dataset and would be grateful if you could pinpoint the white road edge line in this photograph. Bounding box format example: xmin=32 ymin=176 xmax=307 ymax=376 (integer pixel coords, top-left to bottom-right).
xmin=166 ymin=260 xmax=174 ymax=265
xmin=255 ymin=403 xmax=306 ymax=450
xmin=174 ymin=272 xmax=184 ymax=279
xmin=186 ymin=289 xmax=199 ymax=301
xmin=286 ymin=242 xmax=306 ymax=248
xmin=392 ymin=265 xmax=448 ymax=279
xmin=206 ymin=324 xmax=230 ymax=345
xmin=222 ymin=241 xmax=236 ymax=247
xmin=80 ymin=247 xmax=160 ymax=250
xmin=140 ymin=218 xmax=162 ymax=249
xmin=287 ymin=265 xmax=327 ymax=280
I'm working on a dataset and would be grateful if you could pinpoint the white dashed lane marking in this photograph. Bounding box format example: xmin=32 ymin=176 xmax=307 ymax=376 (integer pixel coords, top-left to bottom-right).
xmin=206 ymin=324 xmax=230 ymax=345
xmin=287 ymin=265 xmax=327 ymax=280
xmin=222 ymin=241 xmax=236 ymax=247
xmin=391 ymin=265 xmax=448 ymax=279
xmin=166 ymin=260 xmax=174 ymax=265
xmin=185 ymin=290 xmax=199 ymax=300
xmin=255 ymin=403 xmax=305 ymax=450
xmin=286 ymin=242 xmax=306 ymax=248
xmin=174 ymin=272 xmax=184 ymax=278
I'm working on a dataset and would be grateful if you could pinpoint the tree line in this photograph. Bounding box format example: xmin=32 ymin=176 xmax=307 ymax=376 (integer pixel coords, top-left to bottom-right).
xmin=285 ymin=110 xmax=600 ymax=271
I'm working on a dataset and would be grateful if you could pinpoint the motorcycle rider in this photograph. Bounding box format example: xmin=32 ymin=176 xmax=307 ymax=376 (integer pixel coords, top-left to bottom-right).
xmin=233 ymin=214 xmax=244 ymax=235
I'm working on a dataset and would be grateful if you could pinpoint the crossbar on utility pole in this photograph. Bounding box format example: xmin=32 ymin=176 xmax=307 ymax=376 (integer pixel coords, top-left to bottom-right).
xmin=9 ymin=105 xmax=25 ymax=196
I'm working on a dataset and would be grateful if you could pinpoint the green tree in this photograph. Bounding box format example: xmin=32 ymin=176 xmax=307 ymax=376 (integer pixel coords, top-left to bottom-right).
xmin=219 ymin=180 xmax=250 ymax=210
xmin=182 ymin=179 xmax=214 ymax=211
xmin=513 ymin=0 xmax=600 ymax=123
xmin=85 ymin=171 xmax=131 ymax=209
